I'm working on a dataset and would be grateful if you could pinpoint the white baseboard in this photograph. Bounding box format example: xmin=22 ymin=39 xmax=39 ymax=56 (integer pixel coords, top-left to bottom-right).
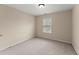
xmin=53 ymin=38 xmax=72 ymax=44
xmin=35 ymin=36 xmax=72 ymax=44
xmin=0 ymin=36 xmax=34 ymax=51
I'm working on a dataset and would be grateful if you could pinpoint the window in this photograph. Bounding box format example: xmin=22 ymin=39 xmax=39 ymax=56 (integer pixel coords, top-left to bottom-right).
xmin=42 ymin=15 xmax=52 ymax=33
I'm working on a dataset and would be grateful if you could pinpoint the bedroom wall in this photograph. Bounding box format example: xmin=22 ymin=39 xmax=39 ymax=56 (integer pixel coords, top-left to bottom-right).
xmin=0 ymin=5 xmax=35 ymax=50
xmin=35 ymin=10 xmax=72 ymax=44
xmin=72 ymin=5 xmax=79 ymax=54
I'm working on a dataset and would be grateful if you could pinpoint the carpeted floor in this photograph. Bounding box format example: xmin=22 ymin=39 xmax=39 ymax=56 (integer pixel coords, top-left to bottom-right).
xmin=0 ymin=38 xmax=77 ymax=55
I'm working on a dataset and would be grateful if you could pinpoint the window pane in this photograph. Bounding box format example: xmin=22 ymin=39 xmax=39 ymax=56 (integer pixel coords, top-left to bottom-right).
xmin=42 ymin=15 xmax=52 ymax=33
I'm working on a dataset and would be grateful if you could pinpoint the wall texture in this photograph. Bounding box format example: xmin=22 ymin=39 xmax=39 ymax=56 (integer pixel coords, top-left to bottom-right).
xmin=0 ymin=5 xmax=35 ymax=50
xmin=72 ymin=5 xmax=79 ymax=54
xmin=36 ymin=10 xmax=72 ymax=44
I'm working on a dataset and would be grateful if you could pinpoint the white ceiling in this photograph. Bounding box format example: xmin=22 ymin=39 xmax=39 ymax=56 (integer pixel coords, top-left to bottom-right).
xmin=5 ymin=4 xmax=74 ymax=16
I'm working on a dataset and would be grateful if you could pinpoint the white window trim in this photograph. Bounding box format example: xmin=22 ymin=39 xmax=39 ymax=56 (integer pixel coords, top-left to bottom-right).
xmin=42 ymin=15 xmax=52 ymax=33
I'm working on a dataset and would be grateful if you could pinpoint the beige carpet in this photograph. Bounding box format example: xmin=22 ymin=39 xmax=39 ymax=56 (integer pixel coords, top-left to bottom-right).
xmin=0 ymin=38 xmax=76 ymax=55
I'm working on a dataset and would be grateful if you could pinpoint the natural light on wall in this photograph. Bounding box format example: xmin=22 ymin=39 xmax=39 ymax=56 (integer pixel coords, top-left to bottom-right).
xmin=42 ymin=15 xmax=52 ymax=33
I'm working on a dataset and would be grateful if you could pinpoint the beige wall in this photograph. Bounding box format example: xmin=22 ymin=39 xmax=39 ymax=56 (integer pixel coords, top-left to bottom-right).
xmin=36 ymin=10 xmax=72 ymax=44
xmin=72 ymin=5 xmax=79 ymax=54
xmin=0 ymin=5 xmax=35 ymax=50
